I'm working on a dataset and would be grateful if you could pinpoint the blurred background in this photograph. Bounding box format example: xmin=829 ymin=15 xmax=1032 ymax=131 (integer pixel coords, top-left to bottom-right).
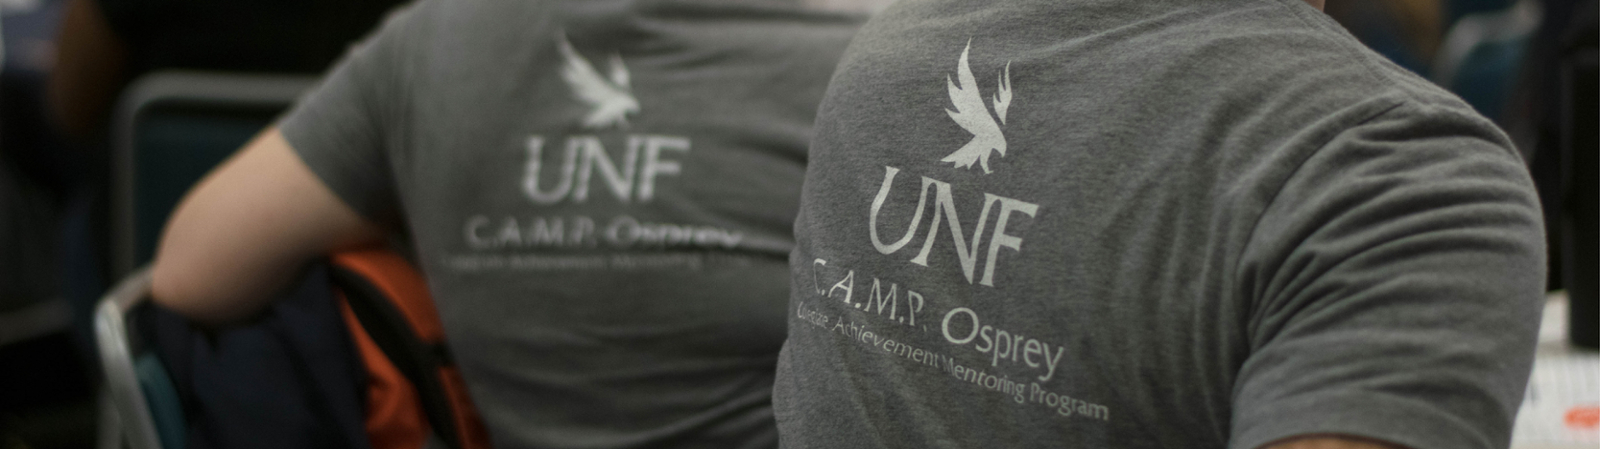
xmin=0 ymin=0 xmax=1594 ymax=447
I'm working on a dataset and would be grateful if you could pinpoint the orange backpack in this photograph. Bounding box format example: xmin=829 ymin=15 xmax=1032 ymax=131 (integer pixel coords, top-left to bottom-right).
xmin=328 ymin=248 xmax=492 ymax=449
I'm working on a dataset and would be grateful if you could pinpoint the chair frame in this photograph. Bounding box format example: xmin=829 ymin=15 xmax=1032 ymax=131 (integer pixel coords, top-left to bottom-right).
xmin=99 ymin=71 xmax=319 ymax=449
xmin=94 ymin=266 xmax=160 ymax=449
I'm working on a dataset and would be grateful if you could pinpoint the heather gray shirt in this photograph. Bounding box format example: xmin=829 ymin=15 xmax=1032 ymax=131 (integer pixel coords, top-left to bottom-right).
xmin=279 ymin=1 xmax=861 ymax=447
xmin=775 ymin=1 xmax=1545 ymax=448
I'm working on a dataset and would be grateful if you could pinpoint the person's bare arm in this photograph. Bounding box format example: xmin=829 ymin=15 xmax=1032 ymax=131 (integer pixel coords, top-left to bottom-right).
xmin=49 ymin=0 xmax=129 ymax=141
xmin=150 ymin=127 xmax=386 ymax=325
xmin=1261 ymin=435 xmax=1409 ymax=449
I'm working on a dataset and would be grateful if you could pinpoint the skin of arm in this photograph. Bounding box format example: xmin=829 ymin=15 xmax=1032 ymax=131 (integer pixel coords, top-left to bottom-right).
xmin=48 ymin=0 xmax=129 ymax=142
xmin=150 ymin=127 xmax=386 ymax=326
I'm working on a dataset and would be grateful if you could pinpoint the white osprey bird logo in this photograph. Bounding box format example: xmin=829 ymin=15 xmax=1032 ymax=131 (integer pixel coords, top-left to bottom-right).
xmin=557 ymin=34 xmax=639 ymax=129
xmin=942 ymin=39 xmax=1012 ymax=174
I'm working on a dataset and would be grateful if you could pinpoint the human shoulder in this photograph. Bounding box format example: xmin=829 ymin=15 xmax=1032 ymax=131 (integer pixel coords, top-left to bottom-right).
xmin=1229 ymin=85 xmax=1542 ymax=449
xmin=1237 ymin=88 xmax=1539 ymax=321
xmin=362 ymin=0 xmax=563 ymax=53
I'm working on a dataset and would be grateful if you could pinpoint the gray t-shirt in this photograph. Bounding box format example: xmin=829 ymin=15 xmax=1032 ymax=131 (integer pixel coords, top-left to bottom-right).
xmin=774 ymin=1 xmax=1545 ymax=449
xmin=278 ymin=1 xmax=861 ymax=447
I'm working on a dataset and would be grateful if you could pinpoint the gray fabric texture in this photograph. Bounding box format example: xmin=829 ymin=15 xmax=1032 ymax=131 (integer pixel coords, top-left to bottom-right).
xmin=774 ymin=1 xmax=1546 ymax=449
xmin=278 ymin=0 xmax=861 ymax=447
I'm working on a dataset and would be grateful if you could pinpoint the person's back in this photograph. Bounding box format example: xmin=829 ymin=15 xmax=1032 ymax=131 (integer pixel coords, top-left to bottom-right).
xmin=775 ymin=1 xmax=1544 ymax=448
xmin=149 ymin=0 xmax=867 ymax=447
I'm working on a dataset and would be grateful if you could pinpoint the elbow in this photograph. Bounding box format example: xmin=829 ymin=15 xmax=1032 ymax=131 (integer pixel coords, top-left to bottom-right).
xmin=148 ymin=230 xmax=324 ymax=327
xmin=149 ymin=250 xmax=239 ymax=326
xmin=149 ymin=236 xmax=285 ymax=327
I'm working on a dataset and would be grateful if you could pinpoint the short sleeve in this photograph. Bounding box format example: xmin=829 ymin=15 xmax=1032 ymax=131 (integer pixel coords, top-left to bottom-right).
xmin=1230 ymin=103 xmax=1546 ymax=449
xmin=278 ymin=1 xmax=423 ymax=226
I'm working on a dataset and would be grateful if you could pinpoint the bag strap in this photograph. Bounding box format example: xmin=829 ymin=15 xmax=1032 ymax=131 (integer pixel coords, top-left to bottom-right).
xmin=328 ymin=261 xmax=464 ymax=449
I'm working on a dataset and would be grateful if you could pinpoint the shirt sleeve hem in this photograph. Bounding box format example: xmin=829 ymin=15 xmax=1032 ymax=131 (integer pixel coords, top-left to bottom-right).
xmin=1230 ymin=392 xmax=1499 ymax=449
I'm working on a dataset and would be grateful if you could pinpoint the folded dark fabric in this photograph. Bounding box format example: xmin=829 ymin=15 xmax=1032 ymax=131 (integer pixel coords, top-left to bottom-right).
xmin=147 ymin=262 xmax=370 ymax=449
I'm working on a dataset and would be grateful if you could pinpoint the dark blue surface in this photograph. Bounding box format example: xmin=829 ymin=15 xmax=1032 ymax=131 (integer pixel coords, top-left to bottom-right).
xmin=147 ymin=264 xmax=371 ymax=449
xmin=1450 ymin=35 xmax=1531 ymax=119
xmin=131 ymin=109 xmax=277 ymax=268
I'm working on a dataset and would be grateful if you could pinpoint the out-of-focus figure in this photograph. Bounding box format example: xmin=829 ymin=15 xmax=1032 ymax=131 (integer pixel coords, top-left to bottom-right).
xmin=146 ymin=0 xmax=874 ymax=447
xmin=1326 ymin=0 xmax=1445 ymax=74
xmin=49 ymin=0 xmax=406 ymax=142
xmin=1504 ymin=0 xmax=1599 ymax=350
xmin=2 ymin=0 xmax=405 ymax=447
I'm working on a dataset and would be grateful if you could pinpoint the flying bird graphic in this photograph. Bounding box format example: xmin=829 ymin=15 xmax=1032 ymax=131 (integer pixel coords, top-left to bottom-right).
xmin=941 ymin=40 xmax=1012 ymax=174
xmin=557 ymin=34 xmax=639 ymax=130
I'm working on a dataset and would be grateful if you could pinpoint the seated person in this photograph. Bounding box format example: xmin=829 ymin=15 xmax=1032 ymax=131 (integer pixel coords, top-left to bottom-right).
xmin=148 ymin=0 xmax=872 ymax=447
xmin=774 ymin=0 xmax=1544 ymax=448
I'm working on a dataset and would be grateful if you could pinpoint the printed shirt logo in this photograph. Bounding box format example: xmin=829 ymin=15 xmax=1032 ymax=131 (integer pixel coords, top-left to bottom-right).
xmin=796 ymin=37 xmax=1112 ymax=426
xmin=558 ymin=33 xmax=639 ymax=129
xmin=448 ymin=33 xmax=753 ymax=267
xmin=942 ymin=39 xmax=1013 ymax=174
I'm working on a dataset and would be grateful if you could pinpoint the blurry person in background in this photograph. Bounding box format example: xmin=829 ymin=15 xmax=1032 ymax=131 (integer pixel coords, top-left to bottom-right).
xmin=1503 ymin=0 xmax=1599 ymax=349
xmin=1325 ymin=0 xmax=1444 ymax=74
xmin=7 ymin=1 xmax=407 ymax=445
xmin=37 ymin=0 xmax=408 ymax=369
xmin=776 ymin=0 xmax=1544 ymax=448
xmin=49 ymin=0 xmax=407 ymax=142
xmin=149 ymin=0 xmax=881 ymax=447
